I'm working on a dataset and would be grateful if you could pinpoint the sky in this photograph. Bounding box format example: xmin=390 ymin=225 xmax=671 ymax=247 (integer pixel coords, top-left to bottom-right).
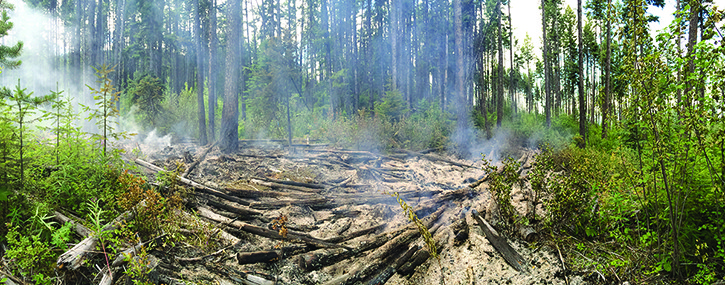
xmin=509 ymin=0 xmax=725 ymax=60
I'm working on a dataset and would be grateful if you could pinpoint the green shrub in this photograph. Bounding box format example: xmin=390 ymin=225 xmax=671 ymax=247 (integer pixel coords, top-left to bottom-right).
xmin=481 ymin=156 xmax=521 ymax=230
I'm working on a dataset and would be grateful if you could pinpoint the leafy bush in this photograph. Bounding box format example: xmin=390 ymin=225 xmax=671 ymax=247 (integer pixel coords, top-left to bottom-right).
xmin=481 ymin=156 xmax=522 ymax=230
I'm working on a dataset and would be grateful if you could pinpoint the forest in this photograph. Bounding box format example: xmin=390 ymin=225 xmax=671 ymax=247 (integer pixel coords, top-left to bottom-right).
xmin=0 ymin=0 xmax=724 ymax=283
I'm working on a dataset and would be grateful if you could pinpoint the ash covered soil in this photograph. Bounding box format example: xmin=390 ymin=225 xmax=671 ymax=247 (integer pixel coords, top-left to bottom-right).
xmin=129 ymin=141 xmax=588 ymax=285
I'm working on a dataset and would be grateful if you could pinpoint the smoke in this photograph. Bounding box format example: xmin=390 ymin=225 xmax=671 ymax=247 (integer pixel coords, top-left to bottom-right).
xmin=1 ymin=0 xmax=90 ymax=102
xmin=1 ymin=0 xmax=171 ymax=153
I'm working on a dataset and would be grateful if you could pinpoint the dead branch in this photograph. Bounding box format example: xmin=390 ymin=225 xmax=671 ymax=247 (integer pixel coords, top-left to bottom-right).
xmin=112 ymin=234 xmax=168 ymax=267
xmin=57 ymin=207 xmax=137 ymax=270
xmin=471 ymin=209 xmax=529 ymax=273
xmin=182 ymin=141 xmax=217 ymax=178
xmin=0 ymin=269 xmax=29 ymax=285
xmin=176 ymin=243 xmax=237 ymax=264
xmin=53 ymin=210 xmax=92 ymax=238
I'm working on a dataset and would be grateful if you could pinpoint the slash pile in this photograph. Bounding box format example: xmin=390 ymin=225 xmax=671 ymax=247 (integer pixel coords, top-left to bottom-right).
xmin=56 ymin=140 xmax=582 ymax=284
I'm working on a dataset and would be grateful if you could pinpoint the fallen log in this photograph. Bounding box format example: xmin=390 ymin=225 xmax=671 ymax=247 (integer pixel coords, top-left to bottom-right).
xmin=182 ymin=141 xmax=217 ymax=178
xmin=224 ymin=186 xmax=318 ymax=200
xmin=203 ymin=198 xmax=263 ymax=217
xmin=299 ymin=207 xmax=444 ymax=272
xmin=248 ymin=197 xmax=329 ymax=210
xmin=321 ymin=206 xmax=446 ymax=285
xmin=518 ymin=225 xmax=538 ymax=242
xmin=471 ymin=209 xmax=529 ymax=273
xmin=366 ymin=245 xmax=420 ymax=285
xmin=136 ymin=158 xmax=253 ymax=206
xmin=261 ymin=177 xmax=326 ymax=189
xmin=396 ymin=248 xmax=430 ymax=276
xmin=53 ymin=210 xmax=92 ymax=238
xmin=323 ymin=223 xmax=385 ymax=243
xmin=57 ymin=207 xmax=137 ymax=270
xmin=250 ymin=178 xmax=322 ymax=193
xmin=236 ymin=250 xmax=282 ymax=265
xmin=196 ymin=206 xmax=347 ymax=249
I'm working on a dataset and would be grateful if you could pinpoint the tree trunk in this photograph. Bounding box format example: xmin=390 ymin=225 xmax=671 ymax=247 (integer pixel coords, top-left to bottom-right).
xmin=194 ymin=0 xmax=208 ymax=145
xmin=221 ymin=0 xmax=241 ymax=152
xmin=208 ymin=0 xmax=218 ymax=142
xmin=602 ymin=0 xmax=611 ymax=139
xmin=577 ymin=0 xmax=586 ymax=148
xmin=496 ymin=0 xmax=503 ymax=128
xmin=542 ymin=0 xmax=551 ymax=128
xmin=508 ymin=0 xmax=515 ymax=115
xmin=455 ymin=0 xmax=467 ymax=134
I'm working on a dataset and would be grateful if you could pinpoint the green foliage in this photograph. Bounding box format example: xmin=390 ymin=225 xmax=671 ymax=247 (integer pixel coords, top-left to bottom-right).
xmin=83 ymin=65 xmax=129 ymax=157
xmin=375 ymin=89 xmax=408 ymax=122
xmin=128 ymin=74 xmax=167 ymax=128
xmin=481 ymin=155 xmax=521 ymax=229
xmin=0 ymin=4 xmax=23 ymax=70
xmin=123 ymin=243 xmax=155 ymax=285
xmin=1 ymin=81 xmax=56 ymax=184
xmin=51 ymin=222 xmax=73 ymax=250
xmin=4 ymin=225 xmax=55 ymax=279
xmin=537 ymin=146 xmax=602 ymax=237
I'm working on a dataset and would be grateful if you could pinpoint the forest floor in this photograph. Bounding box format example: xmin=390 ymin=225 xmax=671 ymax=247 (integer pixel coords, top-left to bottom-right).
xmin=110 ymin=139 xmax=590 ymax=285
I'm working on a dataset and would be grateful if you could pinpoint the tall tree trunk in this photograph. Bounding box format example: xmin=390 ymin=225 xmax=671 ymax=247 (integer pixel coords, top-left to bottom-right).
xmin=508 ymin=0 xmax=515 ymax=115
xmin=455 ymin=0 xmax=467 ymax=133
xmin=577 ymin=0 xmax=586 ymax=148
xmin=113 ymin=0 xmax=127 ymax=106
xmin=321 ymin=0 xmax=334 ymax=117
xmin=208 ymin=0 xmax=218 ymax=142
xmin=391 ymin=0 xmax=399 ymax=91
xmin=602 ymin=0 xmax=611 ymax=139
xmin=542 ymin=0 xmax=551 ymax=128
xmin=496 ymin=0 xmax=503 ymax=128
xmin=194 ymin=0 xmax=208 ymax=145
xmin=684 ymin=0 xmax=699 ymax=109
xmin=221 ymin=0 xmax=241 ymax=152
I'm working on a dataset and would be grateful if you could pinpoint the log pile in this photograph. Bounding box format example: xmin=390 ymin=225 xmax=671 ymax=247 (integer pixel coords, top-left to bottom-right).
xmin=53 ymin=144 xmax=546 ymax=284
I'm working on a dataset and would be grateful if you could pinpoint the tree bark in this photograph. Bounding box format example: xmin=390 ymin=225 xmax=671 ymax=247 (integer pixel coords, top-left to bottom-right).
xmin=496 ymin=0 xmax=504 ymax=128
xmin=509 ymin=0 xmax=515 ymax=115
xmin=221 ymin=0 xmax=241 ymax=152
xmin=602 ymin=0 xmax=611 ymax=139
xmin=542 ymin=0 xmax=551 ymax=128
xmin=194 ymin=0 xmax=208 ymax=146
xmin=208 ymin=0 xmax=218 ymax=142
xmin=577 ymin=0 xmax=586 ymax=148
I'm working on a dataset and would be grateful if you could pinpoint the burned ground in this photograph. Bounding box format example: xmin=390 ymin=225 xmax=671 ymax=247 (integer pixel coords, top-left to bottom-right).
xmin=70 ymin=141 xmax=590 ymax=285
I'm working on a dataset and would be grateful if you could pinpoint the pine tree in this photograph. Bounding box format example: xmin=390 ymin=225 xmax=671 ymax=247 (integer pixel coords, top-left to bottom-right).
xmin=0 ymin=2 xmax=23 ymax=72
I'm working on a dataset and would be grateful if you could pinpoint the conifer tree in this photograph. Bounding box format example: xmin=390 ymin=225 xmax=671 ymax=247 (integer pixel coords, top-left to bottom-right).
xmin=0 ymin=2 xmax=23 ymax=73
